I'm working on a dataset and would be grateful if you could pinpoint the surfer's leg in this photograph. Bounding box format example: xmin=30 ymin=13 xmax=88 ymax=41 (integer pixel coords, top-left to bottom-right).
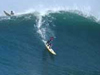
xmin=49 ymin=43 xmax=52 ymax=48
xmin=46 ymin=41 xmax=50 ymax=46
xmin=46 ymin=41 xmax=49 ymax=44
xmin=46 ymin=39 xmax=51 ymax=44
xmin=47 ymin=43 xmax=49 ymax=46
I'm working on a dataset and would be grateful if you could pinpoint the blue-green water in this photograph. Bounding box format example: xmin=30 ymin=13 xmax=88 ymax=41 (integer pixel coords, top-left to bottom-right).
xmin=0 ymin=11 xmax=100 ymax=75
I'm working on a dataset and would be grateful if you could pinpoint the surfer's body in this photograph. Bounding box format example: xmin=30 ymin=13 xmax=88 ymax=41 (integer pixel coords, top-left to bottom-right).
xmin=11 ymin=11 xmax=14 ymax=16
xmin=46 ymin=37 xmax=54 ymax=48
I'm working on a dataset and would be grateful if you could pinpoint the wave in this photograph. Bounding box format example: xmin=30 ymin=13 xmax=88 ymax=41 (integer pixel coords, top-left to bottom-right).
xmin=0 ymin=10 xmax=100 ymax=75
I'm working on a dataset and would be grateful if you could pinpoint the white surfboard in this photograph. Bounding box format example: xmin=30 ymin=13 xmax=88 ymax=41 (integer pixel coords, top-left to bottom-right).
xmin=4 ymin=11 xmax=11 ymax=16
xmin=45 ymin=43 xmax=56 ymax=55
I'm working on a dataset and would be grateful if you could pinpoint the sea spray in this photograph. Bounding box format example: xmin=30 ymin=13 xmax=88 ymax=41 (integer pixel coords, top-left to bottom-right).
xmin=35 ymin=11 xmax=55 ymax=43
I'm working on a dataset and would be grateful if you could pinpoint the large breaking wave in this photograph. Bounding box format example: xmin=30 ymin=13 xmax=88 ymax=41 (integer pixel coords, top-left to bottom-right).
xmin=0 ymin=10 xmax=100 ymax=75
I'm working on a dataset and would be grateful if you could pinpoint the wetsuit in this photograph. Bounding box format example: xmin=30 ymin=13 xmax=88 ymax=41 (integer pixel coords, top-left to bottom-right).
xmin=46 ymin=37 xmax=54 ymax=46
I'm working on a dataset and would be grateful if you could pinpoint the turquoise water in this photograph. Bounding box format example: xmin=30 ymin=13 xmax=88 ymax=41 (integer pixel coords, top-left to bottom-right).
xmin=0 ymin=11 xmax=100 ymax=75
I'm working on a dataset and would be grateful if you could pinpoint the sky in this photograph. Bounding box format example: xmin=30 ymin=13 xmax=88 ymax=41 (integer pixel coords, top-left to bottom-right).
xmin=0 ymin=0 xmax=100 ymax=19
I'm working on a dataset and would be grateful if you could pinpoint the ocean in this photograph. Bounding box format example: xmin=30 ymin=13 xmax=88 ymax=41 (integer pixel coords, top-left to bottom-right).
xmin=0 ymin=11 xmax=100 ymax=75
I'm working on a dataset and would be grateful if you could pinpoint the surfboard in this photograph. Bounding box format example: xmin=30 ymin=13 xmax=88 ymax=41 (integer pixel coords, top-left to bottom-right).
xmin=45 ymin=43 xmax=56 ymax=55
xmin=4 ymin=11 xmax=11 ymax=16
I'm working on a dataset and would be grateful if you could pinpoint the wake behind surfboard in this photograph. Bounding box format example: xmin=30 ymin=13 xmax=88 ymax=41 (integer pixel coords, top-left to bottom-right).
xmin=45 ymin=42 xmax=56 ymax=55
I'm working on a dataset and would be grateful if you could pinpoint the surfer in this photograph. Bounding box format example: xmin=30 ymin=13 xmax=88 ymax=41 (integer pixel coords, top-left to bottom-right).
xmin=45 ymin=37 xmax=56 ymax=55
xmin=11 ymin=11 xmax=14 ymax=16
xmin=46 ymin=37 xmax=54 ymax=48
